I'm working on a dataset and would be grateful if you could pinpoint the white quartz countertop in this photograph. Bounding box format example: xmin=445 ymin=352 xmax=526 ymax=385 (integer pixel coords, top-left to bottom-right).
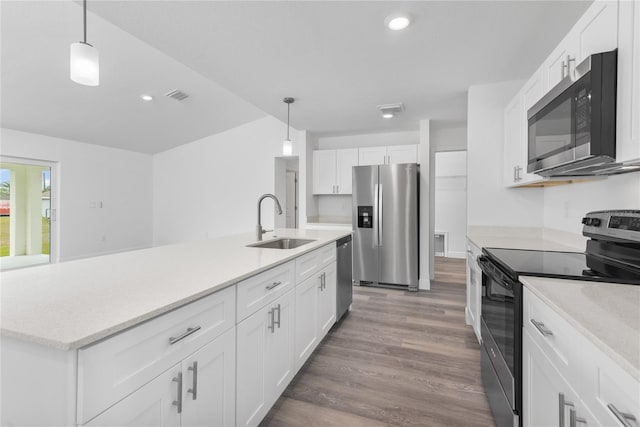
xmin=467 ymin=226 xmax=584 ymax=252
xmin=521 ymin=276 xmax=640 ymax=381
xmin=0 ymin=229 xmax=350 ymax=350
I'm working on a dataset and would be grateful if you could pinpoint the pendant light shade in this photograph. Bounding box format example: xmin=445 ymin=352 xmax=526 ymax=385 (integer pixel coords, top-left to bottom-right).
xmin=70 ymin=0 xmax=99 ymax=86
xmin=70 ymin=42 xmax=99 ymax=86
xmin=282 ymin=97 xmax=295 ymax=156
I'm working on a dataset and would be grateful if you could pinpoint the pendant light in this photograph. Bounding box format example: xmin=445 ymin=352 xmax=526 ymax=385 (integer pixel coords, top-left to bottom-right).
xmin=70 ymin=0 xmax=99 ymax=86
xmin=282 ymin=97 xmax=295 ymax=156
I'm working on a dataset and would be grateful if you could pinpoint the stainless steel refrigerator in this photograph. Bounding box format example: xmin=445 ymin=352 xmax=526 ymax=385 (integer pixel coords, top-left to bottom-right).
xmin=352 ymin=163 xmax=419 ymax=291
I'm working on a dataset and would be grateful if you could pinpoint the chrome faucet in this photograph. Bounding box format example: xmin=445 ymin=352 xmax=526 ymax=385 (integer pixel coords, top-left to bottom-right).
xmin=256 ymin=193 xmax=283 ymax=241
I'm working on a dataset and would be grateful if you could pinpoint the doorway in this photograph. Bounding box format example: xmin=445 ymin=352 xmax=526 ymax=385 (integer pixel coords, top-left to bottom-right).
xmin=0 ymin=157 xmax=57 ymax=270
xmin=274 ymin=157 xmax=299 ymax=229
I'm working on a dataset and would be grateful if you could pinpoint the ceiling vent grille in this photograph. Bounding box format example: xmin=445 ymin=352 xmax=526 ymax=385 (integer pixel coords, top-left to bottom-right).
xmin=164 ymin=89 xmax=189 ymax=101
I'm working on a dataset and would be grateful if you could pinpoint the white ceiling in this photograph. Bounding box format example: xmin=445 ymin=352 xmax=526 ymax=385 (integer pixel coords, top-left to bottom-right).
xmin=1 ymin=1 xmax=592 ymax=153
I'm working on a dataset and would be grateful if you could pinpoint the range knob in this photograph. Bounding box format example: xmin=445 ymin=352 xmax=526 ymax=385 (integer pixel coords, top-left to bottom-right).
xmin=581 ymin=217 xmax=602 ymax=226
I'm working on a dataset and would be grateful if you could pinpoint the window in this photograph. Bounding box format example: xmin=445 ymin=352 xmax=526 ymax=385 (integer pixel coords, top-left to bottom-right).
xmin=0 ymin=158 xmax=56 ymax=270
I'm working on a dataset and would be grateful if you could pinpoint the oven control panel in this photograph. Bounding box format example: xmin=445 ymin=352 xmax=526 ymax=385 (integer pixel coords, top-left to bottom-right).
xmin=582 ymin=210 xmax=640 ymax=243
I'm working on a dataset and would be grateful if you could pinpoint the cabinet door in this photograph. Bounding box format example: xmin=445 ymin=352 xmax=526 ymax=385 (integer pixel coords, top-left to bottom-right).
xmin=503 ymin=93 xmax=523 ymax=186
xmin=336 ymin=148 xmax=358 ymax=194
xmin=317 ymin=263 xmax=337 ymax=340
xmin=236 ymin=306 xmax=269 ymax=427
xmin=575 ymin=0 xmax=618 ymax=62
xmin=83 ymin=366 xmax=181 ymax=427
xmin=616 ymin=0 xmax=640 ymax=162
xmin=387 ymin=145 xmax=418 ymax=164
xmin=264 ymin=290 xmax=295 ymax=408
xmin=181 ymin=328 xmax=235 ymax=427
xmin=523 ymin=329 xmax=581 ymax=427
xmin=358 ymin=146 xmax=387 ymax=166
xmin=294 ymin=274 xmax=319 ymax=372
xmin=312 ymin=150 xmax=337 ymax=194
xmin=544 ymin=35 xmax=578 ymax=90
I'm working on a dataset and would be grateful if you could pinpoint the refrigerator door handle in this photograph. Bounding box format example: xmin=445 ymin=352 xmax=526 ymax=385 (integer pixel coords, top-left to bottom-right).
xmin=373 ymin=183 xmax=379 ymax=247
xmin=378 ymin=183 xmax=383 ymax=246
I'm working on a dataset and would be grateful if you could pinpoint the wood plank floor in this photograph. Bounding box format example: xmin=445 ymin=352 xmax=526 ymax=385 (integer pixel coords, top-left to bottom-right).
xmin=260 ymin=257 xmax=495 ymax=427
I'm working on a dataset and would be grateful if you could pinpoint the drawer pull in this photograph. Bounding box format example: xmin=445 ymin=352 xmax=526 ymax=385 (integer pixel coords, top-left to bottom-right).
xmin=531 ymin=319 xmax=553 ymax=337
xmin=188 ymin=361 xmax=198 ymax=400
xmin=266 ymin=281 xmax=282 ymax=290
xmin=172 ymin=372 xmax=183 ymax=414
xmin=607 ymin=404 xmax=637 ymax=427
xmin=169 ymin=326 xmax=202 ymax=345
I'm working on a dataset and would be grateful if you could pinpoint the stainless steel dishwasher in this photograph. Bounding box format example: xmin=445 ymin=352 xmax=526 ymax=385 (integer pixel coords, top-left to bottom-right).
xmin=336 ymin=234 xmax=353 ymax=322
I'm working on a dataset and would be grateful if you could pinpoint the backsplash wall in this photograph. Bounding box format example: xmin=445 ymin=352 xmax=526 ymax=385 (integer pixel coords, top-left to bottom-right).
xmin=543 ymin=173 xmax=640 ymax=234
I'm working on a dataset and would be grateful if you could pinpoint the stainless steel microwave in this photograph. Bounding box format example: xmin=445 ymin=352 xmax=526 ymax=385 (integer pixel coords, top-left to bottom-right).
xmin=527 ymin=50 xmax=617 ymax=177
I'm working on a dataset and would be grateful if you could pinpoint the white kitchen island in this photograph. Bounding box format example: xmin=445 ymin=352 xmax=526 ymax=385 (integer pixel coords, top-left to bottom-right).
xmin=1 ymin=228 xmax=350 ymax=426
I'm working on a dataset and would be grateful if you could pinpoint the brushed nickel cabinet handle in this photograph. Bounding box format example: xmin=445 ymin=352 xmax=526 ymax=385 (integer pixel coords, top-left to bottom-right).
xmin=187 ymin=361 xmax=198 ymax=400
xmin=268 ymin=308 xmax=275 ymax=333
xmin=274 ymin=304 xmax=281 ymax=329
xmin=569 ymin=408 xmax=586 ymax=427
xmin=607 ymin=404 xmax=637 ymax=427
xmin=559 ymin=392 xmax=574 ymax=427
xmin=266 ymin=281 xmax=282 ymax=290
xmin=531 ymin=319 xmax=554 ymax=337
xmin=172 ymin=372 xmax=183 ymax=414
xmin=169 ymin=326 xmax=202 ymax=345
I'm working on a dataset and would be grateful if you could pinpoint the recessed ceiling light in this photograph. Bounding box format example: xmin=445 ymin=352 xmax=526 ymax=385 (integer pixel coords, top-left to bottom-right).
xmin=385 ymin=14 xmax=412 ymax=31
xmin=140 ymin=94 xmax=153 ymax=101
xmin=382 ymin=113 xmax=394 ymax=119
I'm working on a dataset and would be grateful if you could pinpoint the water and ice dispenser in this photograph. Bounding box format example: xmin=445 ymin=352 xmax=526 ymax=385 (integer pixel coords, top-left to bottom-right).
xmin=357 ymin=206 xmax=373 ymax=228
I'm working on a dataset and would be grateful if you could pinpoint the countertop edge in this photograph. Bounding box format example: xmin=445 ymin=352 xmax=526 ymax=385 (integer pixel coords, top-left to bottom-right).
xmin=1 ymin=230 xmax=351 ymax=351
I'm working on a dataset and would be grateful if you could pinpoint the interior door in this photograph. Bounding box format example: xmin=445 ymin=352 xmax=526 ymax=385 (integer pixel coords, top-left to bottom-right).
xmin=378 ymin=164 xmax=418 ymax=288
xmin=352 ymin=165 xmax=378 ymax=283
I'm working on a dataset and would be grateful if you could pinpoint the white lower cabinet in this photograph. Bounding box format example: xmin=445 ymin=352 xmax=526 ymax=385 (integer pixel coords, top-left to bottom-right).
xmin=84 ymin=327 xmax=236 ymax=427
xmin=294 ymin=263 xmax=336 ymax=371
xmin=236 ymin=290 xmax=295 ymax=427
xmin=84 ymin=366 xmax=181 ymax=427
xmin=465 ymin=239 xmax=482 ymax=343
xmin=523 ymin=287 xmax=638 ymax=427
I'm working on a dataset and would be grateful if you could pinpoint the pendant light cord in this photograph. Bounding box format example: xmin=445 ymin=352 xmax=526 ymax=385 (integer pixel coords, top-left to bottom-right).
xmin=286 ymin=102 xmax=291 ymax=140
xmin=83 ymin=0 xmax=87 ymax=43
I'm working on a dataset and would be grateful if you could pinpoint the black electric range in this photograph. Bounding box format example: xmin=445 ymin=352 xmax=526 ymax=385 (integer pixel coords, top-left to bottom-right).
xmin=477 ymin=210 xmax=640 ymax=427
xmin=483 ymin=210 xmax=640 ymax=285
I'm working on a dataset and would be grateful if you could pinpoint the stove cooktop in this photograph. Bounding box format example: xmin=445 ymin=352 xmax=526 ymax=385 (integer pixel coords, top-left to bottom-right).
xmin=483 ymin=248 xmax=640 ymax=285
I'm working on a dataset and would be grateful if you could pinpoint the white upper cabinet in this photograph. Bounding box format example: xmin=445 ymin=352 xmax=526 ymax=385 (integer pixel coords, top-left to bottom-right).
xmin=387 ymin=144 xmax=419 ymax=164
xmin=312 ymin=149 xmax=357 ymax=195
xmin=544 ymin=1 xmax=618 ymax=91
xmin=358 ymin=146 xmax=387 ymax=166
xmin=617 ymin=0 xmax=640 ymax=163
xmin=358 ymin=145 xmax=419 ymax=166
xmin=574 ymin=0 xmax=619 ymax=62
xmin=503 ymin=93 xmax=524 ymax=187
xmin=336 ymin=149 xmax=358 ymax=194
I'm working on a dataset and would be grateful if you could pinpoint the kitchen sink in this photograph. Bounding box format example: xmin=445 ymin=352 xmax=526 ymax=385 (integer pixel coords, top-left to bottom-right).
xmin=247 ymin=238 xmax=315 ymax=249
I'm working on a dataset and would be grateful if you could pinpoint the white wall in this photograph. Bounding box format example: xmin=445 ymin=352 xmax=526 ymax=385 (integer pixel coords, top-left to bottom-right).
xmin=467 ymin=81 xmax=544 ymax=227
xmin=316 ymin=130 xmax=419 ymax=150
xmin=543 ymin=173 xmax=640 ymax=234
xmin=153 ymin=116 xmax=304 ymax=245
xmin=435 ymin=151 xmax=467 ymax=258
xmin=0 ymin=128 xmax=153 ymax=261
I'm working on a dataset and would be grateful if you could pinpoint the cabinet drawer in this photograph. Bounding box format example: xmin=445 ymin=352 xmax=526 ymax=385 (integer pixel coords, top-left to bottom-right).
xmin=295 ymin=244 xmax=336 ymax=283
xmin=523 ymin=288 xmax=582 ymax=388
xmin=236 ymin=261 xmax=295 ymax=322
xmin=581 ymin=340 xmax=640 ymax=427
xmin=77 ymin=285 xmax=236 ymax=424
